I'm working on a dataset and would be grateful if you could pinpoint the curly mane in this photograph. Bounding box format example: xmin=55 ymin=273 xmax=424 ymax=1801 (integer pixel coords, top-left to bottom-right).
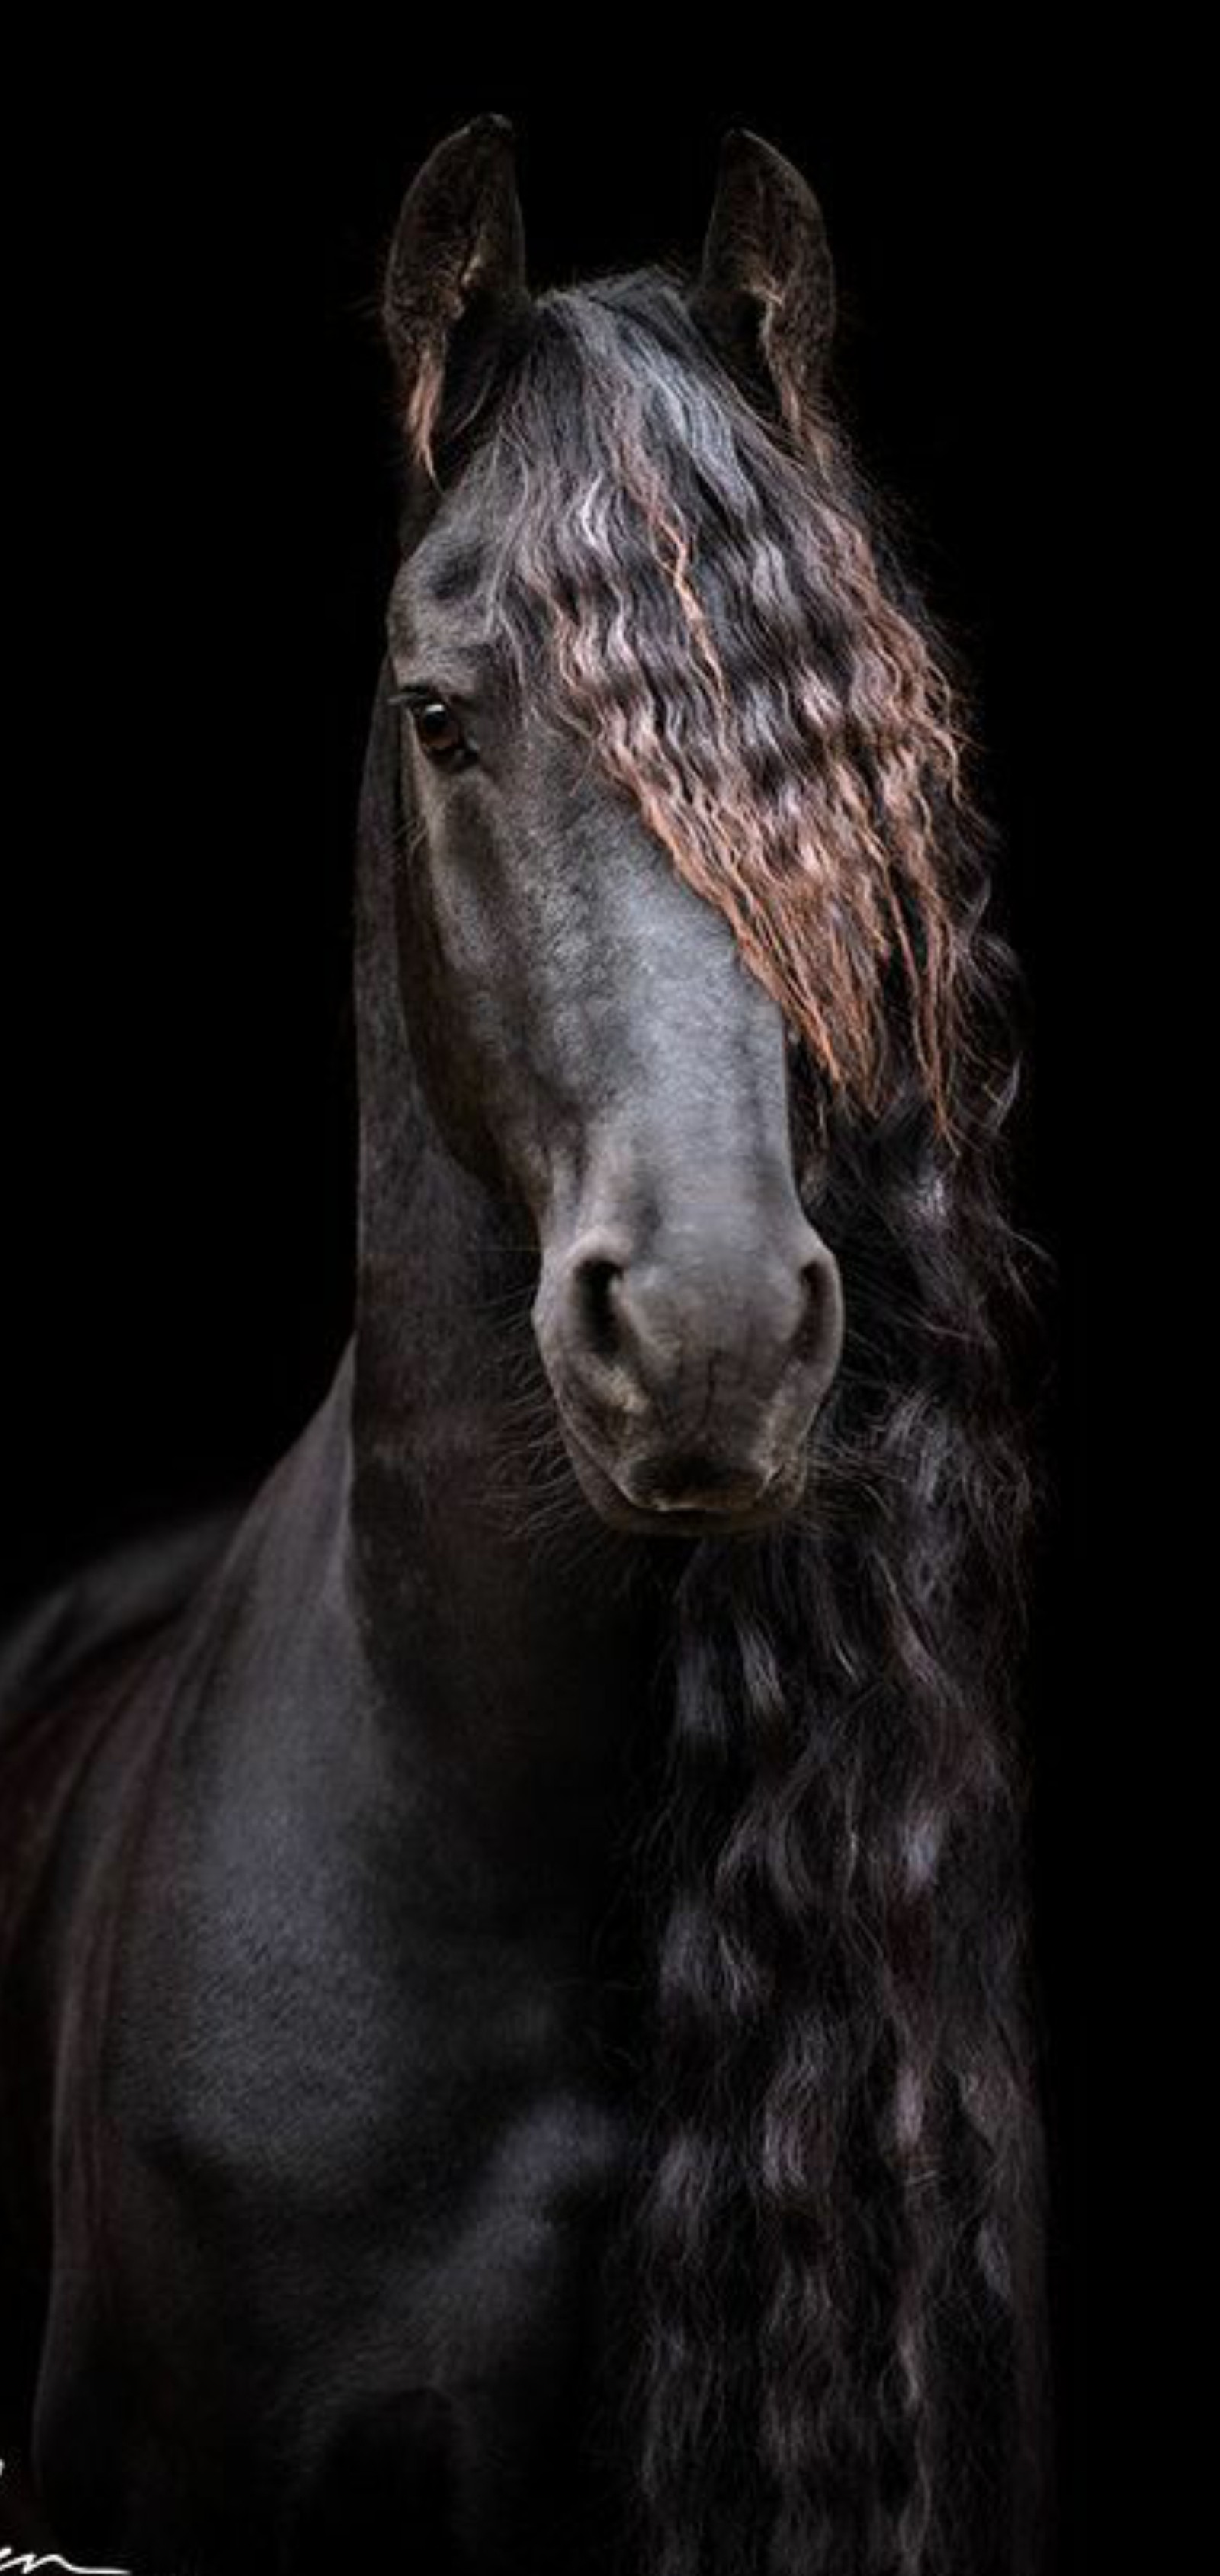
xmin=406 ymin=268 xmax=1053 ymax=2574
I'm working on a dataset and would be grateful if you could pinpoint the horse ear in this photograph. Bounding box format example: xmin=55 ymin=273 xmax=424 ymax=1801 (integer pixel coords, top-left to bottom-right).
xmin=688 ymin=127 xmax=836 ymax=436
xmin=382 ymin=112 xmax=534 ymax=495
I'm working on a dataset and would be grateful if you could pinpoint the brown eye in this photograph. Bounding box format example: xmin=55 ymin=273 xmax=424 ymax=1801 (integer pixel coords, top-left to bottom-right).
xmin=411 ymin=697 xmax=470 ymax=766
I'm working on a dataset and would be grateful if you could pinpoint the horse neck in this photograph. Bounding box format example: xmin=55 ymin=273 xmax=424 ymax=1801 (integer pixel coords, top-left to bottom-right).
xmin=343 ymin=663 xmax=671 ymax=1863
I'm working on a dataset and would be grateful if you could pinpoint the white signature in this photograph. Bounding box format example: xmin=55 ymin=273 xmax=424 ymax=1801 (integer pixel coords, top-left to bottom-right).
xmin=0 ymin=2459 xmax=130 ymax=2575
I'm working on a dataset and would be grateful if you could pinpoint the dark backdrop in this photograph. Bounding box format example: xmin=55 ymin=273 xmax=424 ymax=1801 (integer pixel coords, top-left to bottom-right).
xmin=3 ymin=37 xmax=1102 ymax=2568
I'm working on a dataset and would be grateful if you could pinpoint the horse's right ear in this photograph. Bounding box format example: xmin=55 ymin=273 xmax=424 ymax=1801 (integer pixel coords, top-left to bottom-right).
xmin=382 ymin=114 xmax=534 ymax=499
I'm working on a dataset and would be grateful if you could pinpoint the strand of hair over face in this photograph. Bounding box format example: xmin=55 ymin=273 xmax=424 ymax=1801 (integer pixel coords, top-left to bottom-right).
xmin=411 ymin=271 xmax=981 ymax=1155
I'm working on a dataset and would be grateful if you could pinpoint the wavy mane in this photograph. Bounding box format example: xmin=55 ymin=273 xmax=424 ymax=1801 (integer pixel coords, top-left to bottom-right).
xmin=408 ymin=268 xmax=997 ymax=1153
xmin=405 ymin=269 xmax=1053 ymax=2572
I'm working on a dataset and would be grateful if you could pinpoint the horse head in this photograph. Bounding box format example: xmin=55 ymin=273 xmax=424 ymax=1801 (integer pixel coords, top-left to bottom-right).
xmin=371 ymin=115 xmax=965 ymax=1540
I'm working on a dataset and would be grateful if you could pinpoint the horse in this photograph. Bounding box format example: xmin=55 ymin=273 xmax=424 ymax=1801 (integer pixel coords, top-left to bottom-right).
xmin=0 ymin=114 xmax=1053 ymax=2575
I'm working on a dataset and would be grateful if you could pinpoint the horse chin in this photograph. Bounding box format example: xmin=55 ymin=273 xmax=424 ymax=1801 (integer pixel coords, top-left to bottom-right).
xmin=557 ymin=1412 xmax=810 ymax=1539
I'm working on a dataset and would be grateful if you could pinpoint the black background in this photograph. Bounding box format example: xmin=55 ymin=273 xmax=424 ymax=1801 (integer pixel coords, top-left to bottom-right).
xmin=3 ymin=33 xmax=1108 ymax=2567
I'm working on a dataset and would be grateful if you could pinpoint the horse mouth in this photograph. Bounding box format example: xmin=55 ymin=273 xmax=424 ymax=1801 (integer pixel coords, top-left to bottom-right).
xmin=557 ymin=1411 xmax=808 ymax=1537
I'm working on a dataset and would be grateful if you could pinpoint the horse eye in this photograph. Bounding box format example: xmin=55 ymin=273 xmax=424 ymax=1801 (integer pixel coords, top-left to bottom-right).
xmin=411 ymin=698 xmax=471 ymax=766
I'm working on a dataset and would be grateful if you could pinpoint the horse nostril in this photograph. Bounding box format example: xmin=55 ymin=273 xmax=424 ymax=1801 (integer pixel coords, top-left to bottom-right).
xmin=576 ymin=1255 xmax=624 ymax=1363
xmin=793 ymin=1246 xmax=844 ymax=1381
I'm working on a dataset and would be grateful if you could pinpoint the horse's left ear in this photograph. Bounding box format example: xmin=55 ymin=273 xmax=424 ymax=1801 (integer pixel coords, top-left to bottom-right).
xmin=688 ymin=128 xmax=836 ymax=435
xmin=382 ymin=112 xmax=534 ymax=497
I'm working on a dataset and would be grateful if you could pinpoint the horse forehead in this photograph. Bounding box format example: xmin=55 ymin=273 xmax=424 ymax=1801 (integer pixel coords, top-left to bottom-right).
xmin=409 ymin=519 xmax=488 ymax=608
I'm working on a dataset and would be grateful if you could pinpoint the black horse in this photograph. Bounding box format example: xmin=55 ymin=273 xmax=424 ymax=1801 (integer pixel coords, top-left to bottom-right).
xmin=0 ymin=117 xmax=1051 ymax=2576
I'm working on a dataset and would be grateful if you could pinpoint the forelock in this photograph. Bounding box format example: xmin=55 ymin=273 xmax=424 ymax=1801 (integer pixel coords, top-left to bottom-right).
xmin=450 ymin=270 xmax=978 ymax=1148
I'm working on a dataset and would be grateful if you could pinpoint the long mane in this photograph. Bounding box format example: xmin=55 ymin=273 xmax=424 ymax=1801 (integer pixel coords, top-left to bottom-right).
xmin=406 ymin=271 xmax=1053 ymax=2573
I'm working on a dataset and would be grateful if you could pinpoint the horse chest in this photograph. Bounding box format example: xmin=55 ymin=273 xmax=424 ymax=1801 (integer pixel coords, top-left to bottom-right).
xmin=109 ymin=1878 xmax=628 ymax=2443
xmin=21 ymin=1903 xmax=631 ymax=2568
